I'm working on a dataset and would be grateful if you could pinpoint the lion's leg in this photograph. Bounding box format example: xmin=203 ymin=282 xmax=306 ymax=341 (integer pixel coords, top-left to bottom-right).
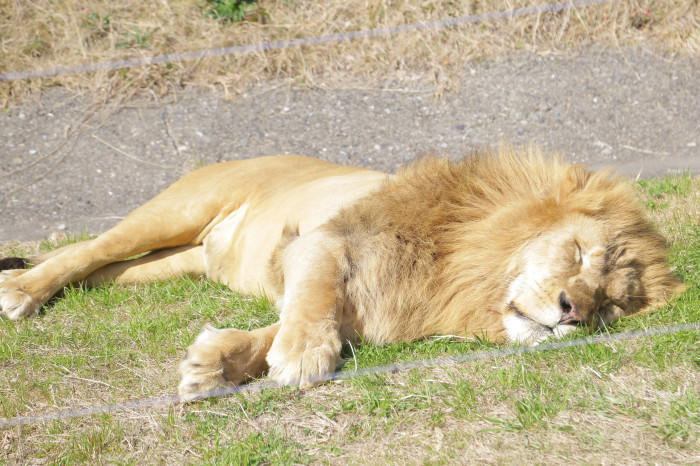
xmin=0 ymin=246 xmax=204 ymax=313
xmin=0 ymin=226 xmax=203 ymax=319
xmin=178 ymin=322 xmax=280 ymax=399
xmin=0 ymin=177 xmax=236 ymax=320
xmin=265 ymin=231 xmax=346 ymax=387
xmin=84 ymin=245 xmax=205 ymax=286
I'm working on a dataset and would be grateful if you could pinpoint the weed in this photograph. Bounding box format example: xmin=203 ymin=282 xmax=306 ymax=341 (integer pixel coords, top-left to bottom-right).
xmin=444 ymin=376 xmax=477 ymax=418
xmin=204 ymin=430 xmax=312 ymax=464
xmin=83 ymin=12 xmax=112 ymax=42
xmin=656 ymin=391 xmax=698 ymax=447
xmin=38 ymin=231 xmax=93 ymax=253
xmin=22 ymin=37 xmax=50 ymax=58
xmin=116 ymin=27 xmax=156 ymax=49
xmin=203 ymin=0 xmax=265 ymax=24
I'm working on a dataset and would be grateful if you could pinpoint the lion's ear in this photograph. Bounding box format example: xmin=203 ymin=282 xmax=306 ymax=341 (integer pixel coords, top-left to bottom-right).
xmin=636 ymin=269 xmax=686 ymax=316
xmin=605 ymin=267 xmax=643 ymax=310
xmin=566 ymin=165 xmax=589 ymax=190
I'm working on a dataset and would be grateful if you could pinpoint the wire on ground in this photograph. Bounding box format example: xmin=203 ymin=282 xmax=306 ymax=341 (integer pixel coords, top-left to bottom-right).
xmin=0 ymin=0 xmax=619 ymax=83
xmin=1 ymin=322 xmax=696 ymax=429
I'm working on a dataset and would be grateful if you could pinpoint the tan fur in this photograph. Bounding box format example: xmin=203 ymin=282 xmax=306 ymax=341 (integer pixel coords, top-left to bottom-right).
xmin=0 ymin=148 xmax=683 ymax=395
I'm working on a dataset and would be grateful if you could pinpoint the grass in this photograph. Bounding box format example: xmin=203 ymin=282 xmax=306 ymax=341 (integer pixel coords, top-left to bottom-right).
xmin=0 ymin=174 xmax=697 ymax=463
xmin=1 ymin=0 xmax=698 ymax=105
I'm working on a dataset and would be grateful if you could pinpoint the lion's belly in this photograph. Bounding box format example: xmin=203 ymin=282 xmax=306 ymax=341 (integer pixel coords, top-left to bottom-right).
xmin=202 ymin=171 xmax=388 ymax=297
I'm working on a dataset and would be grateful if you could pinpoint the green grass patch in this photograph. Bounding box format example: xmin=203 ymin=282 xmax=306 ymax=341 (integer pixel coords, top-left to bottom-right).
xmin=38 ymin=231 xmax=94 ymax=253
xmin=202 ymin=430 xmax=312 ymax=464
xmin=202 ymin=0 xmax=265 ymax=24
xmin=637 ymin=173 xmax=693 ymax=211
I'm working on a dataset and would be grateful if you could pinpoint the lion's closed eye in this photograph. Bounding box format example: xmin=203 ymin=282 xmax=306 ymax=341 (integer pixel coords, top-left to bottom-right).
xmin=571 ymin=238 xmax=606 ymax=271
xmin=573 ymin=240 xmax=583 ymax=266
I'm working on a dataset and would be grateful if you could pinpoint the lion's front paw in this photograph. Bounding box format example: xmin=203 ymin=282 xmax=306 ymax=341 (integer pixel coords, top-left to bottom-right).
xmin=178 ymin=354 xmax=229 ymax=401
xmin=266 ymin=331 xmax=341 ymax=387
xmin=178 ymin=325 xmax=270 ymax=400
xmin=0 ymin=287 xmax=40 ymax=320
xmin=178 ymin=326 xmax=233 ymax=400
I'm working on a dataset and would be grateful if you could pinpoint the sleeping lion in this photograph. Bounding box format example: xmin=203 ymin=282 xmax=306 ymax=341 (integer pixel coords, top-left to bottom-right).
xmin=0 ymin=147 xmax=683 ymax=397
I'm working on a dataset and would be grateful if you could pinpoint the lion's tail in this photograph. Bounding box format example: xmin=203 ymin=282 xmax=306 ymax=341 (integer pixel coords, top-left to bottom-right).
xmin=0 ymin=257 xmax=28 ymax=271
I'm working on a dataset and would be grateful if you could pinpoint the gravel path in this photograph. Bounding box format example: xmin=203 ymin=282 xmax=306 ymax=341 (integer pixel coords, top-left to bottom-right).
xmin=1 ymin=46 xmax=698 ymax=241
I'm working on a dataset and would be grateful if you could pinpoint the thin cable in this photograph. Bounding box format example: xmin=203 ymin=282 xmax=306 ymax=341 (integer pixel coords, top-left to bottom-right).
xmin=0 ymin=0 xmax=618 ymax=82
xmin=1 ymin=322 xmax=696 ymax=428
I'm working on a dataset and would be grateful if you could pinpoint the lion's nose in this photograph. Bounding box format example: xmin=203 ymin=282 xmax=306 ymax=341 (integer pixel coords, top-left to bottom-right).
xmin=558 ymin=291 xmax=583 ymax=325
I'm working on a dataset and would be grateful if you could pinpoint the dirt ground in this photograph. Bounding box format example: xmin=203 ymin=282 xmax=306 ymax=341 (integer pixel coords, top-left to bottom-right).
xmin=1 ymin=45 xmax=698 ymax=241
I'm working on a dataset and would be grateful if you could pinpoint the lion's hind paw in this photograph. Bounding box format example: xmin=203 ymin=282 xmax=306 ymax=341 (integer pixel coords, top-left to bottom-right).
xmin=0 ymin=287 xmax=40 ymax=320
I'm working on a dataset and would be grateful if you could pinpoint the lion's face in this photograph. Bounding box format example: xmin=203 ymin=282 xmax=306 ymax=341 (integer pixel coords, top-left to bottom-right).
xmin=503 ymin=215 xmax=647 ymax=345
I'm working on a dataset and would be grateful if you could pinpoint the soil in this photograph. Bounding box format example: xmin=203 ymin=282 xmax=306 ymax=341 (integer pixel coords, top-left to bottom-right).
xmin=1 ymin=46 xmax=698 ymax=241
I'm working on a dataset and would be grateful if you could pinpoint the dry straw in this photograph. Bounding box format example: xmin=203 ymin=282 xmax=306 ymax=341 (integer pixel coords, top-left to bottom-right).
xmin=1 ymin=0 xmax=697 ymax=103
xmin=0 ymin=0 xmax=616 ymax=82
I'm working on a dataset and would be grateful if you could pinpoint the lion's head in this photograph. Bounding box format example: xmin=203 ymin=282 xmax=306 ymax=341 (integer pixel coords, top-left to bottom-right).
xmin=498 ymin=174 xmax=684 ymax=345
xmin=503 ymin=216 xmax=660 ymax=344
xmin=329 ymin=148 xmax=684 ymax=346
xmin=419 ymin=149 xmax=684 ymax=345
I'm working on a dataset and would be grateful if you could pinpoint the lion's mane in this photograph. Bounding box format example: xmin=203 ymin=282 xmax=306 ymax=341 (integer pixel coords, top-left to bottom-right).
xmin=321 ymin=147 xmax=680 ymax=343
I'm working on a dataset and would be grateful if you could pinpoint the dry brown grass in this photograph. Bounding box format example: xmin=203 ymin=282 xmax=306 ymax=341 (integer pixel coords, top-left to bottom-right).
xmin=1 ymin=355 xmax=695 ymax=463
xmin=1 ymin=0 xmax=698 ymax=105
xmin=317 ymin=367 xmax=697 ymax=464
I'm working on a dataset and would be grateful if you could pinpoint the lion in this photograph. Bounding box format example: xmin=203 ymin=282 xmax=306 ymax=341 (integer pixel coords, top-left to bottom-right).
xmin=0 ymin=147 xmax=684 ymax=398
